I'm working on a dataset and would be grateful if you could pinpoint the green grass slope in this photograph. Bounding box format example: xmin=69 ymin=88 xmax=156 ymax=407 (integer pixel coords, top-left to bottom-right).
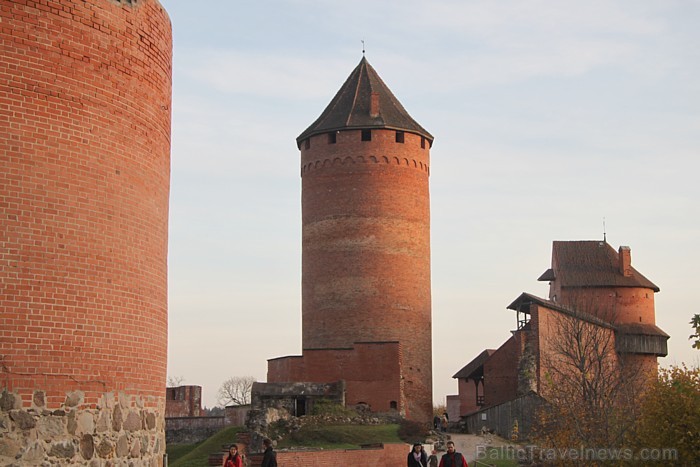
xmin=168 ymin=426 xmax=242 ymax=467
xmin=278 ymin=423 xmax=402 ymax=450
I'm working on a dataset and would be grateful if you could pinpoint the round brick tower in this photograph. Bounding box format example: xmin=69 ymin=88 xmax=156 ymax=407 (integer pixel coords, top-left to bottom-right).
xmin=0 ymin=1 xmax=171 ymax=464
xmin=297 ymin=57 xmax=434 ymax=422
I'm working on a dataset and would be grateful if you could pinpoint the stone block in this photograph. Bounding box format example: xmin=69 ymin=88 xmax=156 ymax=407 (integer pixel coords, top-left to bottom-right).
xmin=49 ymin=440 xmax=76 ymax=458
xmin=112 ymin=405 xmax=123 ymax=432
xmin=10 ymin=410 xmax=35 ymax=430
xmin=22 ymin=442 xmax=45 ymax=464
xmin=96 ymin=409 xmax=110 ymax=433
xmin=37 ymin=415 xmax=65 ymax=440
xmin=130 ymin=437 xmax=141 ymax=458
xmin=80 ymin=434 xmax=95 ymax=460
xmin=77 ymin=411 xmax=95 ymax=435
xmin=124 ymin=411 xmax=141 ymax=432
xmin=0 ymin=438 xmax=20 ymax=458
xmin=116 ymin=434 xmax=129 ymax=457
xmin=33 ymin=391 xmax=45 ymax=409
xmin=0 ymin=391 xmax=19 ymax=412
xmin=97 ymin=439 xmax=114 ymax=458
xmin=65 ymin=391 xmax=84 ymax=408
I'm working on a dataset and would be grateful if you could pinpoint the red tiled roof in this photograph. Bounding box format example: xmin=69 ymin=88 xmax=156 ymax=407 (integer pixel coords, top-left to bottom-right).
xmin=548 ymin=241 xmax=659 ymax=292
xmin=296 ymin=57 xmax=433 ymax=147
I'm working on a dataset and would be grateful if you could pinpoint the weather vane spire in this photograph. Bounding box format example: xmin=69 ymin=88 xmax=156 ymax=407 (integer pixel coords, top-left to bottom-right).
xmin=603 ymin=217 xmax=607 ymax=243
xmin=361 ymin=39 xmax=365 ymax=56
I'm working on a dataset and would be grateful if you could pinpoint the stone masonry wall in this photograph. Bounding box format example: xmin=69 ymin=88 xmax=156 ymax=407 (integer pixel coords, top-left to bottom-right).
xmin=0 ymin=389 xmax=165 ymax=466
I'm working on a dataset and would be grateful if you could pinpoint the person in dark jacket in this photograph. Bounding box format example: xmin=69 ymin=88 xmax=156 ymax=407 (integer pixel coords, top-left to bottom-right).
xmin=438 ymin=441 xmax=468 ymax=467
xmin=407 ymin=442 xmax=428 ymax=467
xmin=261 ymin=438 xmax=277 ymax=467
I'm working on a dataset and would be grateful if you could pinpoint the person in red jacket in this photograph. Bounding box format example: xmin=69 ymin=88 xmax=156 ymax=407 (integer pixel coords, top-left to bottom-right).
xmin=438 ymin=441 xmax=468 ymax=467
xmin=223 ymin=444 xmax=242 ymax=467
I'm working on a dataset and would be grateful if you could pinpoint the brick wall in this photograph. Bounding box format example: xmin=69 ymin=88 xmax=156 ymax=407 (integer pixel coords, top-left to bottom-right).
xmin=457 ymin=378 xmax=480 ymax=416
xmin=249 ymin=443 xmax=409 ymax=467
xmin=446 ymin=394 xmax=460 ymax=421
xmin=224 ymin=405 xmax=250 ymax=427
xmin=268 ymin=342 xmax=403 ymax=414
xmin=298 ymin=128 xmax=432 ymax=422
xmin=0 ymin=0 xmax=171 ymax=464
xmin=483 ymin=335 xmax=520 ymax=407
xmin=558 ymin=286 xmax=656 ymax=325
xmin=166 ymin=386 xmax=202 ymax=418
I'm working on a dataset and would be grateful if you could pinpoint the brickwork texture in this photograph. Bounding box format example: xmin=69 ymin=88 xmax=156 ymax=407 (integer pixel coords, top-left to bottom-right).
xmin=1 ymin=0 xmax=172 ymax=464
xmin=300 ymin=128 xmax=433 ymax=422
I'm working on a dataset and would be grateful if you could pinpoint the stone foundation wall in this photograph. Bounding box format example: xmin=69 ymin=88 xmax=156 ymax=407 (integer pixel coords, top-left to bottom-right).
xmin=165 ymin=417 xmax=224 ymax=445
xmin=0 ymin=390 xmax=165 ymax=466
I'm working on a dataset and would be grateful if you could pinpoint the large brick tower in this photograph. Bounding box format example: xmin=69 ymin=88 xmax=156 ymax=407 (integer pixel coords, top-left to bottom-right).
xmin=268 ymin=57 xmax=434 ymax=423
xmin=0 ymin=1 xmax=171 ymax=464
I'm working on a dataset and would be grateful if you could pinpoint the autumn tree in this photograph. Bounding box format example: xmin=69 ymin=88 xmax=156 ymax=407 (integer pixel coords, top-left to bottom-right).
xmin=217 ymin=376 xmax=256 ymax=407
xmin=632 ymin=365 xmax=700 ymax=464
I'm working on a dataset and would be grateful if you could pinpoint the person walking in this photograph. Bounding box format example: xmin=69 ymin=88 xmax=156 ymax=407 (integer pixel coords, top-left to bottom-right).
xmin=222 ymin=444 xmax=242 ymax=467
xmin=440 ymin=413 xmax=448 ymax=432
xmin=407 ymin=442 xmax=428 ymax=467
xmin=427 ymin=449 xmax=439 ymax=467
xmin=438 ymin=441 xmax=468 ymax=467
xmin=261 ymin=438 xmax=277 ymax=467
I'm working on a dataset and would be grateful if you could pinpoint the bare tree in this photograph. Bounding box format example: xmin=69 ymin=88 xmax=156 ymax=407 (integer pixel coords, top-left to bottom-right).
xmin=167 ymin=375 xmax=185 ymax=387
xmin=533 ymin=298 xmax=643 ymax=454
xmin=217 ymin=376 xmax=256 ymax=407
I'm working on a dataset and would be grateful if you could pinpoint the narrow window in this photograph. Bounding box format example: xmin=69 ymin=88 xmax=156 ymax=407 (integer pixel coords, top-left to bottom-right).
xmin=304 ymin=138 xmax=310 ymax=149
xmin=395 ymin=131 xmax=404 ymax=143
xmin=361 ymin=129 xmax=371 ymax=141
xmin=390 ymin=401 xmax=397 ymax=410
xmin=328 ymin=132 xmax=336 ymax=144
xmin=421 ymin=137 xmax=426 ymax=149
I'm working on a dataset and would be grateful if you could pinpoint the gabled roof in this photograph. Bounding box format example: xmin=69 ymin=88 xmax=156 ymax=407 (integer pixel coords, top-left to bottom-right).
xmin=540 ymin=241 xmax=659 ymax=292
xmin=507 ymin=292 xmax=616 ymax=329
xmin=453 ymin=349 xmax=496 ymax=380
xmin=296 ymin=57 xmax=433 ymax=147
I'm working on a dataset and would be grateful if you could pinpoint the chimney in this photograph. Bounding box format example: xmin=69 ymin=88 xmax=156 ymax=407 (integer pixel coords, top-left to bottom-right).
xmin=619 ymin=246 xmax=632 ymax=277
xmin=370 ymin=92 xmax=380 ymax=117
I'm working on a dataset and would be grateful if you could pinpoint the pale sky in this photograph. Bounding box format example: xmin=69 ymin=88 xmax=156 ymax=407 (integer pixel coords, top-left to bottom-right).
xmin=160 ymin=0 xmax=700 ymax=409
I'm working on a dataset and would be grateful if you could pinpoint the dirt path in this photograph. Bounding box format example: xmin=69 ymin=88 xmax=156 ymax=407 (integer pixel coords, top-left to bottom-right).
xmin=445 ymin=432 xmax=514 ymax=464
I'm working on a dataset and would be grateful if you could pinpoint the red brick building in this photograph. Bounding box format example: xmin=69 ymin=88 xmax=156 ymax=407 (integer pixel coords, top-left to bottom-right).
xmin=1 ymin=1 xmax=171 ymax=464
xmin=452 ymin=241 xmax=668 ymax=432
xmin=165 ymin=386 xmax=203 ymax=418
xmin=267 ymin=57 xmax=434 ymax=423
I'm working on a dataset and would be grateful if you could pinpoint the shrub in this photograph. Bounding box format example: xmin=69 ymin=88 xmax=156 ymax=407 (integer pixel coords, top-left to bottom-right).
xmin=398 ymin=418 xmax=429 ymax=443
xmin=311 ymin=399 xmax=357 ymax=417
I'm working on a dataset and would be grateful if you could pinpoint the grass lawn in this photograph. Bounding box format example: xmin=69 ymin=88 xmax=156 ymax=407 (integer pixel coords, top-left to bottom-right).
xmin=277 ymin=423 xmax=403 ymax=450
xmin=168 ymin=422 xmax=408 ymax=464
xmin=168 ymin=426 xmax=242 ymax=467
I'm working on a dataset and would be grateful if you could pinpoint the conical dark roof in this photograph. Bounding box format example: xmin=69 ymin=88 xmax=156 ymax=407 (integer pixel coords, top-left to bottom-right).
xmin=296 ymin=57 xmax=433 ymax=148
